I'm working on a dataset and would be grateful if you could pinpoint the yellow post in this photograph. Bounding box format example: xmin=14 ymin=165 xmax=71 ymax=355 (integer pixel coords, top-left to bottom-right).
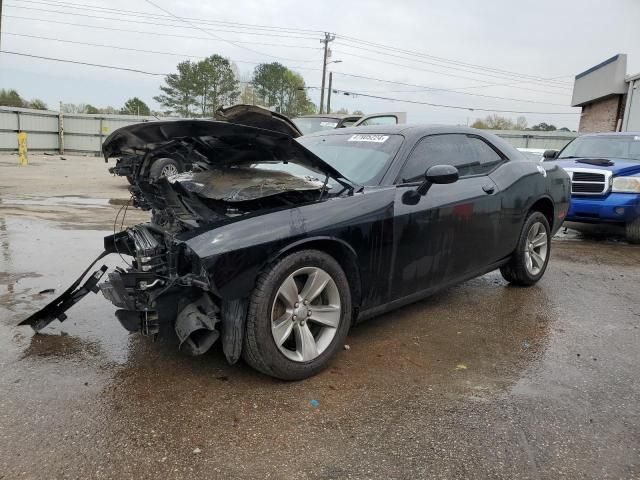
xmin=17 ymin=131 xmax=28 ymax=166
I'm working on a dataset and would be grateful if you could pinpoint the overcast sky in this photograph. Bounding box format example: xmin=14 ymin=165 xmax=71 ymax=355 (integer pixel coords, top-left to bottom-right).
xmin=1 ymin=0 xmax=639 ymax=129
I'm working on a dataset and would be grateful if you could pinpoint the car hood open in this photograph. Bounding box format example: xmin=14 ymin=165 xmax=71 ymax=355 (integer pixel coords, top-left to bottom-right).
xmin=213 ymin=104 xmax=304 ymax=137
xmin=102 ymin=118 xmax=346 ymax=181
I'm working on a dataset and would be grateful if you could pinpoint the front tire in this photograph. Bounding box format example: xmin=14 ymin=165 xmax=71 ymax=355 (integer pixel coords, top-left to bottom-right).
xmin=500 ymin=211 xmax=551 ymax=286
xmin=242 ymin=249 xmax=352 ymax=380
xmin=625 ymin=218 xmax=640 ymax=244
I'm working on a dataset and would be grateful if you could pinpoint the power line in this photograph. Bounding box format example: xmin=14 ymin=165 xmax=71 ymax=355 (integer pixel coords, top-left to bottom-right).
xmin=140 ymin=0 xmax=317 ymax=63
xmin=332 ymin=72 xmax=570 ymax=106
xmin=335 ymin=35 xmax=573 ymax=88
xmin=3 ymin=15 xmax=322 ymax=51
xmin=9 ymin=0 xmax=576 ymax=92
xmin=332 ymin=88 xmax=579 ymax=115
xmin=332 ymin=43 xmax=572 ymax=91
xmin=331 ymin=49 xmax=573 ymax=94
xmin=1 ymin=48 xmax=579 ymax=115
xmin=0 ymin=50 xmax=169 ymax=75
xmin=9 ymin=0 xmax=325 ymax=35
xmin=331 ymin=73 xmax=569 ymax=106
xmin=7 ymin=0 xmax=576 ymax=92
xmin=448 ymin=76 xmax=573 ymax=92
xmin=2 ymin=30 xmax=570 ymax=108
xmin=3 ymin=3 xmax=320 ymax=40
xmin=2 ymin=32 xmax=324 ymax=71
xmin=8 ymin=0 xmax=575 ymax=90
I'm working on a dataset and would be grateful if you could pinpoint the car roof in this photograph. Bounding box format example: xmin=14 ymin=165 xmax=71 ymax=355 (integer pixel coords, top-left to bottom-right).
xmin=301 ymin=124 xmax=526 ymax=160
xmin=304 ymin=123 xmax=480 ymax=138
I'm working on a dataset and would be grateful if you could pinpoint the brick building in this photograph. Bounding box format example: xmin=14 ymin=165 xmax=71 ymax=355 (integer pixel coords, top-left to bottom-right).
xmin=572 ymin=54 xmax=640 ymax=133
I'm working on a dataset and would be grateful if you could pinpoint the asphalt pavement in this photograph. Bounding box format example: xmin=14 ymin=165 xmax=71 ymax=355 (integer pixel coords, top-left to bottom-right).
xmin=1 ymin=154 xmax=638 ymax=479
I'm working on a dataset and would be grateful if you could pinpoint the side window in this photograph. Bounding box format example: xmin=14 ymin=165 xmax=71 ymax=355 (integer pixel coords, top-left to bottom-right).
xmin=398 ymin=134 xmax=467 ymax=182
xmin=398 ymin=134 xmax=504 ymax=183
xmin=358 ymin=115 xmax=398 ymax=126
xmin=463 ymin=136 xmax=504 ymax=175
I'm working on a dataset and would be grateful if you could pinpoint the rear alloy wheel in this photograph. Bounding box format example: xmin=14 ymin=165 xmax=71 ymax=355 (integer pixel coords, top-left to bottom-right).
xmin=149 ymin=157 xmax=181 ymax=181
xmin=243 ymin=250 xmax=351 ymax=380
xmin=500 ymin=211 xmax=551 ymax=286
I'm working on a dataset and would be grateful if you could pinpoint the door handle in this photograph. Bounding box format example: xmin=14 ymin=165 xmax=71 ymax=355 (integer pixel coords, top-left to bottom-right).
xmin=482 ymin=184 xmax=495 ymax=194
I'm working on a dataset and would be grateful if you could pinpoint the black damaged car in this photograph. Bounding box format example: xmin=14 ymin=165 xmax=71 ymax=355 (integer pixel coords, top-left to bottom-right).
xmin=23 ymin=106 xmax=570 ymax=380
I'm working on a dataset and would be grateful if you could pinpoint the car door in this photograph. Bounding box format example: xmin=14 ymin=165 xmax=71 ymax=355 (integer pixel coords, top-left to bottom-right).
xmin=353 ymin=113 xmax=404 ymax=127
xmin=390 ymin=133 xmax=505 ymax=300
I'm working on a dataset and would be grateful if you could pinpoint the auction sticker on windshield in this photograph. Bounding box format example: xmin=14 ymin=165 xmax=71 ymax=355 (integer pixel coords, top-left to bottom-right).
xmin=320 ymin=121 xmax=339 ymax=127
xmin=348 ymin=134 xmax=389 ymax=143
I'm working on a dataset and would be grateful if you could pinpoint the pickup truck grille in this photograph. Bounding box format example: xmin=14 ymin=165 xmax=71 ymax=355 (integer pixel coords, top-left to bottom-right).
xmin=572 ymin=172 xmax=605 ymax=182
xmin=564 ymin=168 xmax=611 ymax=196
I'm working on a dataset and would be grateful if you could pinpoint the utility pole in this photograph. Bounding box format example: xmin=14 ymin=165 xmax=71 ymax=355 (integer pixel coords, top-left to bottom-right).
xmin=319 ymin=32 xmax=335 ymax=114
xmin=326 ymin=72 xmax=333 ymax=114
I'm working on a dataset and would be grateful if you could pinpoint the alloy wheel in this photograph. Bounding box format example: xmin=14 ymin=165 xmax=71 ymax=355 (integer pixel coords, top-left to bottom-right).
xmin=271 ymin=266 xmax=341 ymax=362
xmin=524 ymin=221 xmax=548 ymax=275
xmin=160 ymin=163 xmax=179 ymax=177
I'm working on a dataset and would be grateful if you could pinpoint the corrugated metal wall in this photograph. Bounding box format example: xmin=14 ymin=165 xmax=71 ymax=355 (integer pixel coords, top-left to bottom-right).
xmin=0 ymin=106 xmax=579 ymax=154
xmin=0 ymin=106 xmax=158 ymax=154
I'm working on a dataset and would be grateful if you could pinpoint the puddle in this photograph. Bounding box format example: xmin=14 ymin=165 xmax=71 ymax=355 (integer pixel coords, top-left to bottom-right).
xmin=0 ymin=216 xmax=132 ymax=365
xmin=0 ymin=195 xmax=112 ymax=208
xmin=554 ymin=225 xmax=628 ymax=245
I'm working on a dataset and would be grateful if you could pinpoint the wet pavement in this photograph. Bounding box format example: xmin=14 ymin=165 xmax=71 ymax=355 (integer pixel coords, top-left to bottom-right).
xmin=1 ymin=185 xmax=640 ymax=478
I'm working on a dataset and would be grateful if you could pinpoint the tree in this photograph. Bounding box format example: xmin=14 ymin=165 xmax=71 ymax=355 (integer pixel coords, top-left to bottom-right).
xmin=251 ymin=62 xmax=316 ymax=116
xmin=471 ymin=114 xmax=514 ymax=130
xmin=352 ymin=110 xmax=365 ymax=115
xmin=515 ymin=116 xmax=528 ymax=130
xmin=122 ymin=97 xmax=150 ymax=116
xmin=85 ymin=105 xmax=99 ymax=114
xmin=154 ymin=55 xmax=240 ymax=117
xmin=471 ymin=119 xmax=488 ymax=129
xmin=29 ymin=99 xmax=48 ymax=110
xmin=0 ymin=89 xmax=27 ymax=108
xmin=335 ymin=108 xmax=349 ymax=114
xmin=531 ymin=122 xmax=557 ymax=131
xmin=240 ymin=83 xmax=256 ymax=104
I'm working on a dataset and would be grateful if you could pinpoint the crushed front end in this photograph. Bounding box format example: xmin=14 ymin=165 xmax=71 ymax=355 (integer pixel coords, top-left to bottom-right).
xmin=101 ymin=223 xmax=220 ymax=355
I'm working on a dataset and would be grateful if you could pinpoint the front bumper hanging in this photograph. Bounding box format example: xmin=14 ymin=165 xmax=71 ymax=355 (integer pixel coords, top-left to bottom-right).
xmin=18 ymin=251 xmax=111 ymax=332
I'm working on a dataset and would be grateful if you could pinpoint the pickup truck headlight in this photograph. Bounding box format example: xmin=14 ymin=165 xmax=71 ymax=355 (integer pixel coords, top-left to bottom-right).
xmin=612 ymin=177 xmax=640 ymax=193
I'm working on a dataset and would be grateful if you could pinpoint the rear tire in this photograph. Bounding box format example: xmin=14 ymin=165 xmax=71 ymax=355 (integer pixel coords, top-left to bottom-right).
xmin=149 ymin=157 xmax=181 ymax=181
xmin=500 ymin=211 xmax=551 ymax=286
xmin=242 ymin=249 xmax=352 ymax=380
xmin=625 ymin=218 xmax=640 ymax=244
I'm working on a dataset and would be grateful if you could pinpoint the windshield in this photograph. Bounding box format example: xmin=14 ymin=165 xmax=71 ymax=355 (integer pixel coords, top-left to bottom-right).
xmin=296 ymin=133 xmax=404 ymax=184
xmin=558 ymin=135 xmax=640 ymax=161
xmin=292 ymin=117 xmax=340 ymax=135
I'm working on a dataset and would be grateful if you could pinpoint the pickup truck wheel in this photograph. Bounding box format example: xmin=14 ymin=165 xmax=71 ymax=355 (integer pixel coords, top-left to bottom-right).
xmin=149 ymin=157 xmax=181 ymax=181
xmin=625 ymin=219 xmax=640 ymax=244
xmin=242 ymin=249 xmax=352 ymax=380
xmin=500 ymin=211 xmax=551 ymax=286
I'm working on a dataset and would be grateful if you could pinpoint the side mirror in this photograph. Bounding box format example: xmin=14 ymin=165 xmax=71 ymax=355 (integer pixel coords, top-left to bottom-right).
xmin=402 ymin=165 xmax=459 ymax=205
xmin=543 ymin=149 xmax=558 ymax=160
xmin=425 ymin=164 xmax=459 ymax=185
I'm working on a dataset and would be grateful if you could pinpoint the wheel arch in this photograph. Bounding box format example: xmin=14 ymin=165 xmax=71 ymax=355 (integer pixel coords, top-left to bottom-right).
xmin=528 ymin=195 xmax=555 ymax=229
xmin=267 ymin=236 xmax=362 ymax=314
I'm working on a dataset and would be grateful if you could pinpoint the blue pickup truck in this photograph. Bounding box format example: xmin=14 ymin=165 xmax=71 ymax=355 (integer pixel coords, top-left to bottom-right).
xmin=543 ymin=132 xmax=640 ymax=243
